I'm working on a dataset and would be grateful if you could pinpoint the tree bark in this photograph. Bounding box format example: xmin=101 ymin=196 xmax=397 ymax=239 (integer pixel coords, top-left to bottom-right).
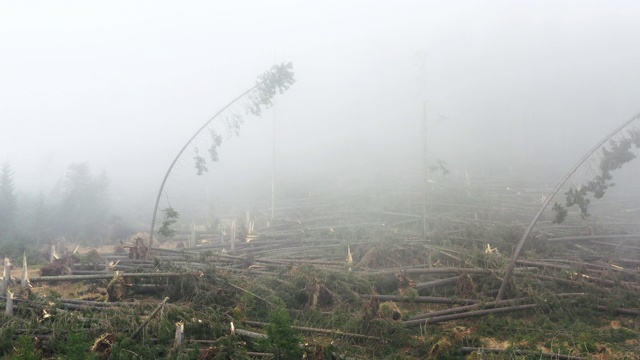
xmin=30 ymin=272 xmax=202 ymax=283
xmin=244 ymin=320 xmax=383 ymax=341
xmin=360 ymin=294 xmax=478 ymax=305
xmin=403 ymin=304 xmax=536 ymax=327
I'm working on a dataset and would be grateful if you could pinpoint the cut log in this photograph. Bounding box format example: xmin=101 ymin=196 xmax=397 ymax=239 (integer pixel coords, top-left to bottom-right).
xmin=404 ymin=304 xmax=537 ymax=327
xmin=30 ymin=272 xmax=203 ymax=283
xmin=244 ymin=320 xmax=383 ymax=341
xmin=460 ymin=347 xmax=586 ymax=360
xmin=360 ymin=294 xmax=478 ymax=305
xmin=21 ymin=252 xmax=29 ymax=288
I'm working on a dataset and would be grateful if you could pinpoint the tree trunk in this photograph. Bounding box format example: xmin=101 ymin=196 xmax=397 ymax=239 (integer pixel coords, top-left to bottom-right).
xmin=497 ymin=112 xmax=640 ymax=301
xmin=129 ymin=297 xmax=169 ymax=340
xmin=20 ymin=252 xmax=29 ymax=288
xmin=174 ymin=322 xmax=184 ymax=346
xmin=5 ymin=290 xmax=13 ymax=316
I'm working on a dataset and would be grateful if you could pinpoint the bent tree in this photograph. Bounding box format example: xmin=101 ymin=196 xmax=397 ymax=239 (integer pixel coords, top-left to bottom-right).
xmin=497 ymin=112 xmax=640 ymax=301
xmin=149 ymin=63 xmax=296 ymax=249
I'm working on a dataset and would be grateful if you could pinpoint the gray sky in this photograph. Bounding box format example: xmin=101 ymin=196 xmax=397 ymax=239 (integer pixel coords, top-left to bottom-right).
xmin=2 ymin=0 xmax=640 ymax=215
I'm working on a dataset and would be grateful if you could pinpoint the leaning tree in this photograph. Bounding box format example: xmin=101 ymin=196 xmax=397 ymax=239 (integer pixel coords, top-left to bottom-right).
xmin=497 ymin=112 xmax=640 ymax=300
xmin=149 ymin=63 xmax=296 ymax=249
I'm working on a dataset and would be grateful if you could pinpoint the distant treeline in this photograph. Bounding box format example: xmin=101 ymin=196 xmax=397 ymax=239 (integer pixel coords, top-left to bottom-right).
xmin=0 ymin=161 xmax=134 ymax=252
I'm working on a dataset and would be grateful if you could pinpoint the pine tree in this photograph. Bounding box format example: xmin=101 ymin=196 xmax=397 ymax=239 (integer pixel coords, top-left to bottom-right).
xmin=0 ymin=162 xmax=17 ymax=240
xmin=56 ymin=162 xmax=110 ymax=243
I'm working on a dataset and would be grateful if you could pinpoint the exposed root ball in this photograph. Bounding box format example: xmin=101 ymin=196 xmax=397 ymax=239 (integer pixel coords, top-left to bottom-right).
xmin=106 ymin=276 xmax=127 ymax=302
xmin=121 ymin=232 xmax=150 ymax=259
xmin=456 ymin=273 xmax=476 ymax=299
xmin=40 ymin=258 xmax=73 ymax=276
xmin=311 ymin=344 xmax=326 ymax=360
xmin=378 ymin=301 xmax=402 ymax=321
xmin=91 ymin=333 xmax=118 ymax=360
xmin=304 ymin=279 xmax=334 ymax=309
xmin=199 ymin=346 xmax=217 ymax=359
xmin=429 ymin=336 xmax=453 ymax=358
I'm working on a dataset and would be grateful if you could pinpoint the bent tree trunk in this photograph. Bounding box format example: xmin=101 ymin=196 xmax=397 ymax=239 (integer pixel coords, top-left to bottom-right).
xmin=149 ymin=84 xmax=262 ymax=251
xmin=149 ymin=64 xmax=295 ymax=251
xmin=496 ymin=112 xmax=640 ymax=301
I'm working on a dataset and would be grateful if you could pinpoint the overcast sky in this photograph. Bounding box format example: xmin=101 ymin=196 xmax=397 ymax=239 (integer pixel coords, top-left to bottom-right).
xmin=2 ymin=0 xmax=640 ymax=216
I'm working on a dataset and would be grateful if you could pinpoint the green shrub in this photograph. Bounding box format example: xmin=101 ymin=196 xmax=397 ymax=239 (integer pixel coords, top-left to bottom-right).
xmin=7 ymin=336 xmax=41 ymax=360
xmin=57 ymin=331 xmax=99 ymax=360
xmin=261 ymin=307 xmax=303 ymax=360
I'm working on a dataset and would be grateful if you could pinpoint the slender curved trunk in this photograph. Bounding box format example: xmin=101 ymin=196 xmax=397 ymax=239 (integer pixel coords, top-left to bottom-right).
xmin=149 ymin=82 xmax=264 ymax=251
xmin=496 ymin=112 xmax=640 ymax=300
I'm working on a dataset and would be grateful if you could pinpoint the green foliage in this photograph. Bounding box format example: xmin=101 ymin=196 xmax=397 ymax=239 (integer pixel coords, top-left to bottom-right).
xmin=576 ymin=334 xmax=598 ymax=353
xmin=208 ymin=129 xmax=223 ymax=161
xmin=429 ymin=159 xmax=450 ymax=175
xmin=551 ymin=202 xmax=568 ymax=223
xmin=601 ymin=327 xmax=638 ymax=343
xmin=57 ymin=331 xmax=99 ymax=360
xmin=0 ymin=322 xmax=16 ymax=357
xmin=404 ymin=287 xmax=419 ymax=304
xmin=75 ymin=249 xmax=103 ymax=270
xmin=0 ymin=241 xmax=44 ymax=266
xmin=7 ymin=336 xmax=41 ymax=360
xmin=248 ymin=62 xmax=296 ymax=115
xmin=6 ymin=184 xmax=640 ymax=359
xmin=1 ymin=162 xmax=114 ymax=246
xmin=55 ymin=162 xmax=110 ymax=242
xmin=554 ymin=129 xmax=640 ymax=223
xmin=261 ymin=307 xmax=303 ymax=360
xmin=253 ymin=264 xmax=367 ymax=314
xmin=193 ymin=147 xmax=208 ymax=176
xmin=167 ymin=343 xmax=202 ymax=360
xmin=26 ymin=192 xmax=49 ymax=244
xmin=158 ymin=207 xmax=179 ymax=240
xmin=192 ymin=63 xmax=295 ymax=175
xmin=107 ymin=336 xmax=158 ymax=360
xmin=208 ymin=334 xmax=251 ymax=360
xmin=565 ymin=186 xmax=590 ymax=217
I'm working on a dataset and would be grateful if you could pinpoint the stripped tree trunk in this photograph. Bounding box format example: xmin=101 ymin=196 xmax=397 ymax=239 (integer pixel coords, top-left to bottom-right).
xmin=1 ymin=258 xmax=10 ymax=293
xmin=174 ymin=322 xmax=184 ymax=346
xmin=20 ymin=253 xmax=29 ymax=288
xmin=190 ymin=222 xmax=197 ymax=247
xmin=30 ymin=272 xmax=203 ymax=283
xmin=231 ymin=221 xmax=236 ymax=250
xmin=5 ymin=290 xmax=13 ymax=316
xmin=50 ymin=244 xmax=58 ymax=263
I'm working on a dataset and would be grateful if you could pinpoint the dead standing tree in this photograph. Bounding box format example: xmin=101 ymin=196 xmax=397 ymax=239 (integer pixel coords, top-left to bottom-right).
xmin=149 ymin=63 xmax=296 ymax=250
xmin=497 ymin=112 xmax=640 ymax=300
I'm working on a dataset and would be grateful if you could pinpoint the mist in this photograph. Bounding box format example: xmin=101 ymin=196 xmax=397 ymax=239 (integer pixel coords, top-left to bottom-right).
xmin=2 ymin=0 xmax=640 ymax=229
xmin=5 ymin=3 xmax=640 ymax=357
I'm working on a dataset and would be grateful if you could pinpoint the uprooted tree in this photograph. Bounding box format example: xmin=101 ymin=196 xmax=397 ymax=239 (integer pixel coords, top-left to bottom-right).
xmin=149 ymin=63 xmax=296 ymax=249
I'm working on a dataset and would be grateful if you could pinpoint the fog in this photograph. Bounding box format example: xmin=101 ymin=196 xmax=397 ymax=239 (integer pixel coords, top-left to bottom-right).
xmin=2 ymin=0 xmax=640 ymax=227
